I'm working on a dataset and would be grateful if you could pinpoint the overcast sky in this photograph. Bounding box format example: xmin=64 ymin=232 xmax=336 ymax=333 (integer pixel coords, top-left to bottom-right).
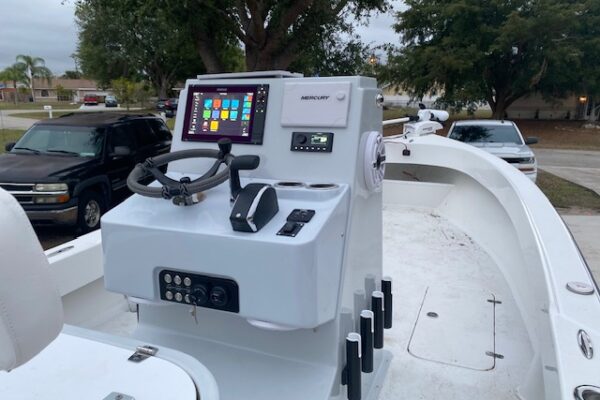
xmin=0 ymin=0 xmax=403 ymax=76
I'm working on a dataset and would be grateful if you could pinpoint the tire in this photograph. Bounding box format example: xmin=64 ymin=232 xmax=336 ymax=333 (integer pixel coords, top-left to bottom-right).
xmin=76 ymin=190 xmax=106 ymax=233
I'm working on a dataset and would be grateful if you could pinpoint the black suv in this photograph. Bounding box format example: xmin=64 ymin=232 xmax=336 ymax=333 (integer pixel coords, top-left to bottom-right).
xmin=0 ymin=113 xmax=171 ymax=232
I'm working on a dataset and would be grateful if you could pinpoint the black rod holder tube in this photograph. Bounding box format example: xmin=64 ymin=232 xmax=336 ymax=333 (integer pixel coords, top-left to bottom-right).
xmin=364 ymin=274 xmax=376 ymax=309
xmin=346 ymin=333 xmax=362 ymax=400
xmin=382 ymin=277 xmax=393 ymax=329
xmin=372 ymin=291 xmax=384 ymax=349
xmin=360 ymin=310 xmax=374 ymax=373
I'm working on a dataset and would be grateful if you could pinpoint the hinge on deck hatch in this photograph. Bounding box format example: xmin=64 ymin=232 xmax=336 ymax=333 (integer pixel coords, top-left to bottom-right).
xmin=485 ymin=351 xmax=504 ymax=359
xmin=128 ymin=345 xmax=158 ymax=363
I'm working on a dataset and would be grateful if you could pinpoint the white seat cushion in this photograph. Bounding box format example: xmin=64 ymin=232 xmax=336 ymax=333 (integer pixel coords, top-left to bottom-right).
xmin=0 ymin=189 xmax=63 ymax=370
xmin=0 ymin=332 xmax=198 ymax=400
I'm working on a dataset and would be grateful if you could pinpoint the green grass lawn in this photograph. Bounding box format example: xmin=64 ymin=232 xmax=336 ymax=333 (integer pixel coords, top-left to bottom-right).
xmin=383 ymin=107 xmax=492 ymax=121
xmin=10 ymin=111 xmax=74 ymax=120
xmin=0 ymin=102 xmax=80 ymax=110
xmin=383 ymin=107 xmax=418 ymax=120
xmin=537 ymin=170 xmax=600 ymax=212
xmin=166 ymin=118 xmax=175 ymax=130
xmin=0 ymin=129 xmax=26 ymax=153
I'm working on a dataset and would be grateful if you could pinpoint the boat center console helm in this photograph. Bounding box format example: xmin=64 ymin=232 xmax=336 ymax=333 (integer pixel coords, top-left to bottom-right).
xmin=101 ymin=71 xmax=392 ymax=400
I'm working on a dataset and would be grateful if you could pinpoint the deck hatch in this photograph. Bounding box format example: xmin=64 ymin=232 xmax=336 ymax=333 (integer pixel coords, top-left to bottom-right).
xmin=408 ymin=286 xmax=497 ymax=371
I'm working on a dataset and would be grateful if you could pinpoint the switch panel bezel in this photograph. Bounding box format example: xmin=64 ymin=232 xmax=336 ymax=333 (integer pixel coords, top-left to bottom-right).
xmin=159 ymin=269 xmax=239 ymax=313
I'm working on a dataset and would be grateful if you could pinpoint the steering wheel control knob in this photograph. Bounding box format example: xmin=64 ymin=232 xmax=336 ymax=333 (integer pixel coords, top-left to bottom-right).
xmin=159 ymin=270 xmax=239 ymax=313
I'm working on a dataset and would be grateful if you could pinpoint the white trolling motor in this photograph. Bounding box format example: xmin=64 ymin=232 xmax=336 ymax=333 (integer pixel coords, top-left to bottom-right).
xmin=383 ymin=103 xmax=450 ymax=137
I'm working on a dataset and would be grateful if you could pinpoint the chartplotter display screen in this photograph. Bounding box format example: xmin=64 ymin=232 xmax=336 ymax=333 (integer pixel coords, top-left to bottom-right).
xmin=181 ymin=85 xmax=268 ymax=144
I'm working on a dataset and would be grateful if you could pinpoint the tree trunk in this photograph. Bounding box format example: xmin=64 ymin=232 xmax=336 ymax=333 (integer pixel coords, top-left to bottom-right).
xmin=196 ymin=37 xmax=224 ymax=73
xmin=489 ymin=90 xmax=519 ymax=119
xmin=158 ymin=78 xmax=169 ymax=99
xmin=12 ymin=80 xmax=18 ymax=105
xmin=29 ymin=67 xmax=35 ymax=103
xmin=588 ymin=99 xmax=599 ymax=122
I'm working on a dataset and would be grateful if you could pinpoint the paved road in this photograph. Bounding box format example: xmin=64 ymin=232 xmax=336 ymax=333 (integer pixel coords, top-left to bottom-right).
xmin=534 ymin=148 xmax=600 ymax=194
xmin=0 ymin=110 xmax=38 ymax=129
xmin=562 ymin=215 xmax=600 ymax=283
xmin=0 ymin=105 xmax=147 ymax=130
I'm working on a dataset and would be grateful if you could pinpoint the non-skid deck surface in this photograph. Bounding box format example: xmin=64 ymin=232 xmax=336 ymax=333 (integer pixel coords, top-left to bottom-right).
xmin=93 ymin=206 xmax=533 ymax=399
xmin=380 ymin=205 xmax=532 ymax=399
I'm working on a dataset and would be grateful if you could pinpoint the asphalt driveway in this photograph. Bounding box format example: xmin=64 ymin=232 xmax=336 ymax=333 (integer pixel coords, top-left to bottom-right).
xmin=534 ymin=148 xmax=600 ymax=195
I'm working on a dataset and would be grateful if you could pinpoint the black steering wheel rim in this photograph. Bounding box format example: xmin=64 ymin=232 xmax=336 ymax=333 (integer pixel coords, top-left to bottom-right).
xmin=127 ymin=139 xmax=234 ymax=199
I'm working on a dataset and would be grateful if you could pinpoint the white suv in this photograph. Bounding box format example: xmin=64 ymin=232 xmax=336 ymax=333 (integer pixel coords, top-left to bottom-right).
xmin=447 ymin=120 xmax=538 ymax=182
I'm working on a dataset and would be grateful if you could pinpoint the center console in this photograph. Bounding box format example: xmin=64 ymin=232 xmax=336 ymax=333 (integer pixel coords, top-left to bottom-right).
xmin=101 ymin=71 xmax=389 ymax=400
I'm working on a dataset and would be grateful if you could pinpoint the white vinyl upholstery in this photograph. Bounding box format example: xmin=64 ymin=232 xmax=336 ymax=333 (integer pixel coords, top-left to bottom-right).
xmin=0 ymin=188 xmax=63 ymax=371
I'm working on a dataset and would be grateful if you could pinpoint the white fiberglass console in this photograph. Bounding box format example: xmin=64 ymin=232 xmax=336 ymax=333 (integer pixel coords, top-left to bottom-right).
xmin=101 ymin=71 xmax=390 ymax=400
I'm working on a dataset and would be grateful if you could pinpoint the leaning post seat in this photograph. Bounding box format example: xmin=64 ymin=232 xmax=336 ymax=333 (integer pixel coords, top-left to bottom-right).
xmin=0 ymin=188 xmax=218 ymax=399
xmin=0 ymin=188 xmax=64 ymax=371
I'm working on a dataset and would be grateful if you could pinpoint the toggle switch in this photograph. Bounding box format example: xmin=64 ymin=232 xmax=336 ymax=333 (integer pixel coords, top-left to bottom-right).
xmin=283 ymin=221 xmax=297 ymax=233
xmin=277 ymin=221 xmax=303 ymax=237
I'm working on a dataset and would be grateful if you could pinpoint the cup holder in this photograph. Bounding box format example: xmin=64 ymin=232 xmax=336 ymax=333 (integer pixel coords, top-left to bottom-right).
xmin=308 ymin=183 xmax=339 ymax=190
xmin=575 ymin=386 xmax=600 ymax=400
xmin=275 ymin=181 xmax=306 ymax=188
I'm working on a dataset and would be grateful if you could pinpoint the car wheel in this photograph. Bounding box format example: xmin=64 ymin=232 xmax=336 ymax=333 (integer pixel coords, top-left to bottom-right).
xmin=77 ymin=190 xmax=105 ymax=233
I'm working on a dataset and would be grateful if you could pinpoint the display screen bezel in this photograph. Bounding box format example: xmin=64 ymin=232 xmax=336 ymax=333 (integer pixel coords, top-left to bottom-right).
xmin=181 ymin=85 xmax=261 ymax=144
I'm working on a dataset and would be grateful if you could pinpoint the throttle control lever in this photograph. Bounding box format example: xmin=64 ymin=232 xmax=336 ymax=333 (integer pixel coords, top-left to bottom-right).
xmin=229 ymin=155 xmax=260 ymax=201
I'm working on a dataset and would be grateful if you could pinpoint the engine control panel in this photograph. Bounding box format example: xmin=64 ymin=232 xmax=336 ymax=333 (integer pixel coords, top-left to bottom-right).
xmin=159 ymin=269 xmax=239 ymax=313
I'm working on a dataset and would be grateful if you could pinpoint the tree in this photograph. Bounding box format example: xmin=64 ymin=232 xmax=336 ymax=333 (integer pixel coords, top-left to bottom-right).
xmin=0 ymin=64 xmax=27 ymax=104
xmin=111 ymin=78 xmax=137 ymax=110
xmin=61 ymin=70 xmax=83 ymax=79
xmin=289 ymin=31 xmax=373 ymax=77
xmin=386 ymin=0 xmax=579 ymax=119
xmin=75 ymin=0 xmax=209 ymax=97
xmin=174 ymin=0 xmax=389 ymax=72
xmin=15 ymin=55 xmax=53 ymax=103
xmin=573 ymin=0 xmax=600 ymax=121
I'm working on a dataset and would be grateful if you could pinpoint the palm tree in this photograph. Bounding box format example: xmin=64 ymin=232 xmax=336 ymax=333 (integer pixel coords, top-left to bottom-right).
xmin=0 ymin=64 xmax=27 ymax=105
xmin=15 ymin=55 xmax=52 ymax=103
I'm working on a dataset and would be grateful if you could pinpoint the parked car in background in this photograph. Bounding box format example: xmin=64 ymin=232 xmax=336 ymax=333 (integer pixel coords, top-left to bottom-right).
xmin=0 ymin=113 xmax=172 ymax=232
xmin=156 ymin=97 xmax=179 ymax=118
xmin=447 ymin=120 xmax=539 ymax=182
xmin=165 ymin=98 xmax=178 ymax=111
xmin=105 ymin=95 xmax=118 ymax=108
xmin=83 ymin=95 xmax=99 ymax=105
xmin=156 ymin=98 xmax=168 ymax=111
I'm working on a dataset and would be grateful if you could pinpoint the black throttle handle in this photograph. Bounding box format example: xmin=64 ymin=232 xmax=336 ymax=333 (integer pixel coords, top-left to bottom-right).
xmin=230 ymin=155 xmax=260 ymax=201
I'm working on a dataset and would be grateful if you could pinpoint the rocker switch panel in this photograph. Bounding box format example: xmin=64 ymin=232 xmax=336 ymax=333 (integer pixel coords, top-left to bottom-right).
xmin=287 ymin=209 xmax=315 ymax=223
xmin=159 ymin=269 xmax=239 ymax=313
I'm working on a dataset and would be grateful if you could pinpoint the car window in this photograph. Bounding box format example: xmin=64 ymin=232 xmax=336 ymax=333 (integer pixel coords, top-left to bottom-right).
xmin=13 ymin=125 xmax=104 ymax=157
xmin=109 ymin=124 xmax=137 ymax=152
xmin=147 ymin=119 xmax=172 ymax=141
xmin=449 ymin=125 xmax=523 ymax=144
xmin=132 ymin=120 xmax=159 ymax=147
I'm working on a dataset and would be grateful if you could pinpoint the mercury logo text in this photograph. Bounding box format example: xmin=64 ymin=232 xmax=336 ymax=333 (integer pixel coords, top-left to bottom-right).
xmin=300 ymin=96 xmax=330 ymax=100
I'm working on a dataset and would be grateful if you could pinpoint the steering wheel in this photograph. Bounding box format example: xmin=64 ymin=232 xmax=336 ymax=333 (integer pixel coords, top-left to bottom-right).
xmin=127 ymin=138 xmax=234 ymax=203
